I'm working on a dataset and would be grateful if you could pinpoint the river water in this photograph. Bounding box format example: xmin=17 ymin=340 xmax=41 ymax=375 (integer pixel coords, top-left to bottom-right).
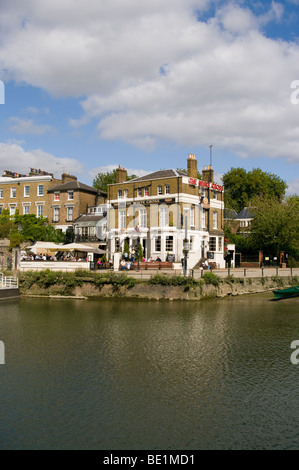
xmin=0 ymin=294 xmax=298 ymax=450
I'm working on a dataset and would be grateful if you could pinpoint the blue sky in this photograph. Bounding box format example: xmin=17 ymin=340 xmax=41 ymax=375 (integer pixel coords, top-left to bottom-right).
xmin=0 ymin=0 xmax=299 ymax=194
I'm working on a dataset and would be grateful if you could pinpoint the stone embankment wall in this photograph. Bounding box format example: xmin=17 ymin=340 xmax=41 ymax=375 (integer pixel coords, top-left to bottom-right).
xmin=19 ymin=277 xmax=297 ymax=301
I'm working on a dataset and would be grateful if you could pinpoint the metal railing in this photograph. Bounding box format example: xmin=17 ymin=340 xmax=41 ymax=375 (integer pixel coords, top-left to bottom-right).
xmin=0 ymin=273 xmax=19 ymax=289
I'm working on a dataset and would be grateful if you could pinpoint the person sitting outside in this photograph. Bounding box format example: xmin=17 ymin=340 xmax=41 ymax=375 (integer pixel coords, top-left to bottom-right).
xmin=204 ymin=259 xmax=210 ymax=270
xmin=156 ymin=256 xmax=162 ymax=262
xmin=120 ymin=259 xmax=127 ymax=270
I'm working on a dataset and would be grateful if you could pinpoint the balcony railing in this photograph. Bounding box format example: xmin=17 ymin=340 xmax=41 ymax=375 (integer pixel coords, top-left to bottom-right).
xmin=75 ymin=235 xmax=99 ymax=243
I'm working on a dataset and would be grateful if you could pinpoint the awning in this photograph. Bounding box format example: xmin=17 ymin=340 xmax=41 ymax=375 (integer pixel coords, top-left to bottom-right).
xmin=27 ymin=242 xmax=63 ymax=253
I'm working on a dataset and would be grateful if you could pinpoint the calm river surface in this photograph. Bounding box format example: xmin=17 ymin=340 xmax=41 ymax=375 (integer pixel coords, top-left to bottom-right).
xmin=0 ymin=294 xmax=298 ymax=450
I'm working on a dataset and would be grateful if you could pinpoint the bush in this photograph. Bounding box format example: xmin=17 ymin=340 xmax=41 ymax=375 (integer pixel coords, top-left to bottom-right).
xmin=202 ymin=272 xmax=221 ymax=287
xmin=149 ymin=274 xmax=200 ymax=287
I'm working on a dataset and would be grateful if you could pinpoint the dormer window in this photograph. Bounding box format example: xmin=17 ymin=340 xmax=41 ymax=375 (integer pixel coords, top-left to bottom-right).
xmin=68 ymin=190 xmax=74 ymax=200
xmin=54 ymin=192 xmax=60 ymax=201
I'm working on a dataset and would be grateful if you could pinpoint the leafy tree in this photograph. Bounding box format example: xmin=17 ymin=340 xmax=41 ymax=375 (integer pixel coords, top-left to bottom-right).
xmin=223 ymin=223 xmax=254 ymax=254
xmin=249 ymin=196 xmax=299 ymax=259
xmin=135 ymin=242 xmax=144 ymax=261
xmin=222 ymin=167 xmax=287 ymax=212
xmin=93 ymin=170 xmax=137 ymax=193
xmin=122 ymin=239 xmax=130 ymax=259
xmin=0 ymin=212 xmax=64 ymax=248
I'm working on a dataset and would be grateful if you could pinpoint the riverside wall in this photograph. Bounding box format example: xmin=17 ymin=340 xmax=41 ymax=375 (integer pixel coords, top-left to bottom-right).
xmin=19 ymin=276 xmax=298 ymax=301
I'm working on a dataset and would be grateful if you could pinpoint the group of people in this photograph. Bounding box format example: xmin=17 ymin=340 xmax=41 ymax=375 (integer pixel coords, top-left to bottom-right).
xmin=21 ymin=252 xmax=86 ymax=262
xmin=21 ymin=253 xmax=57 ymax=261
xmin=120 ymin=259 xmax=133 ymax=270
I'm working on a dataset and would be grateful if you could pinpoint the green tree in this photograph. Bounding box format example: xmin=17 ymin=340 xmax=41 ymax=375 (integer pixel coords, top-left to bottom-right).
xmin=122 ymin=239 xmax=130 ymax=259
xmin=93 ymin=170 xmax=137 ymax=193
xmin=249 ymin=196 xmax=299 ymax=259
xmin=135 ymin=242 xmax=144 ymax=261
xmin=222 ymin=167 xmax=287 ymax=212
xmin=0 ymin=212 xmax=64 ymax=248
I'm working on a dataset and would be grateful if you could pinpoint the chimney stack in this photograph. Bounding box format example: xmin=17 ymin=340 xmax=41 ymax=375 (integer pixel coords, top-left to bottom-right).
xmin=116 ymin=165 xmax=127 ymax=183
xmin=202 ymin=165 xmax=214 ymax=183
xmin=187 ymin=153 xmax=198 ymax=179
xmin=62 ymin=172 xmax=77 ymax=184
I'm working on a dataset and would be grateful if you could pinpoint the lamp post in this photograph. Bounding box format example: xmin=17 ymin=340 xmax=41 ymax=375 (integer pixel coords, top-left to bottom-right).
xmin=183 ymin=210 xmax=188 ymax=277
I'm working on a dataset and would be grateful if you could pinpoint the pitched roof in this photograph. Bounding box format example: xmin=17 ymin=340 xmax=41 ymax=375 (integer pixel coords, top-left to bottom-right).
xmin=224 ymin=208 xmax=238 ymax=219
xmin=73 ymin=214 xmax=105 ymax=223
xmin=236 ymin=207 xmax=254 ymax=219
xmin=48 ymin=180 xmax=98 ymax=194
xmin=128 ymin=169 xmax=186 ymax=183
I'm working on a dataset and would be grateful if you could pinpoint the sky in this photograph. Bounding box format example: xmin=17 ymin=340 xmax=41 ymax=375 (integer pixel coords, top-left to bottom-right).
xmin=0 ymin=0 xmax=299 ymax=194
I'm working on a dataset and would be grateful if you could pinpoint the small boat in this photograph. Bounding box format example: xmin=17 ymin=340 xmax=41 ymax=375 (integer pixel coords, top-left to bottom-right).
xmin=273 ymin=286 xmax=299 ymax=300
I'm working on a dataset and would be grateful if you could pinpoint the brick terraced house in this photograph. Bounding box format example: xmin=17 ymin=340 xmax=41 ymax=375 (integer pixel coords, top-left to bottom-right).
xmin=106 ymin=154 xmax=225 ymax=269
xmin=0 ymin=168 xmax=61 ymax=219
xmin=47 ymin=173 xmax=100 ymax=232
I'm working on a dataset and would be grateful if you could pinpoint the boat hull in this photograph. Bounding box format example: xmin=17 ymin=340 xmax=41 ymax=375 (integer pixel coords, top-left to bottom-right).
xmin=273 ymin=286 xmax=299 ymax=300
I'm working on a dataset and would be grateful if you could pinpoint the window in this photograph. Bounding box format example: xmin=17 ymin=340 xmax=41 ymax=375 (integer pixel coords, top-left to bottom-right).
xmin=38 ymin=185 xmax=44 ymax=196
xmin=119 ymin=209 xmax=126 ymax=229
xmin=10 ymin=206 xmax=16 ymax=216
xmin=0 ymin=188 xmax=3 ymax=198
xmin=139 ymin=208 xmax=147 ymax=228
xmin=53 ymin=207 xmax=60 ymax=222
xmin=124 ymin=189 xmax=128 ymax=199
xmin=157 ymin=185 xmax=162 ymax=195
xmin=24 ymin=186 xmax=30 ymax=197
xmin=54 ymin=192 xmax=60 ymax=201
xmin=23 ymin=205 xmax=30 ymax=215
xmin=165 ymin=184 xmax=170 ymax=194
xmin=115 ymin=238 xmax=120 ymax=252
xmin=0 ymin=206 xmax=3 ymax=215
xmin=213 ymin=212 xmax=218 ymax=229
xmin=209 ymin=237 xmax=217 ymax=252
xmin=67 ymin=206 xmax=74 ymax=221
xmin=159 ymin=207 xmax=167 ymax=227
xmin=137 ymin=188 xmax=142 ymax=197
xmin=218 ymin=237 xmax=223 ymax=252
xmin=165 ymin=236 xmax=174 ymax=252
xmin=37 ymin=205 xmax=43 ymax=217
xmin=118 ymin=190 xmax=123 ymax=199
xmin=11 ymin=187 xmax=16 ymax=198
xmin=213 ymin=191 xmax=217 ymax=199
xmin=155 ymin=236 xmax=161 ymax=252
xmin=68 ymin=190 xmax=74 ymax=200
xmin=144 ymin=187 xmax=149 ymax=197
xmin=190 ymin=207 xmax=195 ymax=226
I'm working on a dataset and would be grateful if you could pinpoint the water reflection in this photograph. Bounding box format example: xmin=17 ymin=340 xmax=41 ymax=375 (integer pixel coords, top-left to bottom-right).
xmin=0 ymin=296 xmax=298 ymax=450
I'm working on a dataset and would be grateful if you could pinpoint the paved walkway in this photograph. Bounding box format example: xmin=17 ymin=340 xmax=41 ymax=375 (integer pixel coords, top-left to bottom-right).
xmin=124 ymin=266 xmax=299 ymax=280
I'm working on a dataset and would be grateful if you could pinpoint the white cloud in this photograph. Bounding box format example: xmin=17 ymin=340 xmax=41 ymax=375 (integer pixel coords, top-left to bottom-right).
xmin=0 ymin=1 xmax=299 ymax=164
xmin=286 ymin=177 xmax=299 ymax=195
xmin=0 ymin=141 xmax=84 ymax=177
xmin=89 ymin=164 xmax=149 ymax=180
xmin=8 ymin=117 xmax=55 ymax=135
